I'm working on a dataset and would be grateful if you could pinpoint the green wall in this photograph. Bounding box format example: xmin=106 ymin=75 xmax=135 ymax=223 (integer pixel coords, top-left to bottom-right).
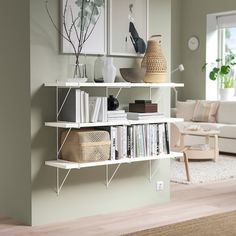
xmin=30 ymin=0 xmax=172 ymax=226
xmin=172 ymin=0 xmax=236 ymax=101
xmin=0 ymin=0 xmax=31 ymax=225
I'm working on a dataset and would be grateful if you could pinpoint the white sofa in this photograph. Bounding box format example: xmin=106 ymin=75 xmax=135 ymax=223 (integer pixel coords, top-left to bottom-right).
xmin=172 ymin=101 xmax=236 ymax=154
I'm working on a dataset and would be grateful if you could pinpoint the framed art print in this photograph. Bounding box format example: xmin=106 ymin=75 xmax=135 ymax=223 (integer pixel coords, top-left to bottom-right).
xmin=60 ymin=0 xmax=107 ymax=55
xmin=108 ymin=0 xmax=149 ymax=57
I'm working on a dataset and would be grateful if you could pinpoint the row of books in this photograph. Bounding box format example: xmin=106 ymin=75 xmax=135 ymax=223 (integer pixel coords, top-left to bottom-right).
xmin=110 ymin=123 xmax=170 ymax=160
xmin=58 ymin=89 xmax=107 ymax=123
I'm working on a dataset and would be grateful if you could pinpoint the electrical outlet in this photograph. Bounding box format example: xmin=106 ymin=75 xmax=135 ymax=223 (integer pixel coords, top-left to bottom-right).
xmin=156 ymin=181 xmax=164 ymax=191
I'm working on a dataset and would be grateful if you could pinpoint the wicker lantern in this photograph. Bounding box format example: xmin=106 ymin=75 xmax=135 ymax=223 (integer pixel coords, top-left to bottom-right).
xmin=141 ymin=35 xmax=167 ymax=83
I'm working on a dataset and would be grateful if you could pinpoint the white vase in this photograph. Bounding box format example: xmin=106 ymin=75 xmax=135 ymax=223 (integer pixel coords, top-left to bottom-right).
xmin=102 ymin=57 xmax=116 ymax=83
xmin=94 ymin=55 xmax=105 ymax=82
xmin=220 ymin=88 xmax=235 ymax=100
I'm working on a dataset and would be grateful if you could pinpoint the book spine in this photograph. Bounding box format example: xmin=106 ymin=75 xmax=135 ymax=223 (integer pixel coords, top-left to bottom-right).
xmin=159 ymin=123 xmax=164 ymax=154
xmin=153 ymin=124 xmax=157 ymax=156
xmin=104 ymin=97 xmax=108 ymax=122
xmin=75 ymin=89 xmax=81 ymax=123
xmin=156 ymin=124 xmax=160 ymax=155
xmin=142 ymin=125 xmax=146 ymax=157
xmin=110 ymin=126 xmax=116 ymax=160
xmin=164 ymin=123 xmax=170 ymax=154
xmin=146 ymin=124 xmax=150 ymax=157
xmin=93 ymin=97 xmax=101 ymax=122
xmin=122 ymin=126 xmax=127 ymax=158
xmin=84 ymin=92 xmax=89 ymax=123
xmin=80 ymin=91 xmax=85 ymax=123
xmin=133 ymin=125 xmax=136 ymax=158
xmin=117 ymin=126 xmax=123 ymax=159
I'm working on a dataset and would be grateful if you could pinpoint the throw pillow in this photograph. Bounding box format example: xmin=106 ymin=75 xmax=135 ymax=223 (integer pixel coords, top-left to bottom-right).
xmin=192 ymin=101 xmax=220 ymax=123
xmin=176 ymin=101 xmax=196 ymax=121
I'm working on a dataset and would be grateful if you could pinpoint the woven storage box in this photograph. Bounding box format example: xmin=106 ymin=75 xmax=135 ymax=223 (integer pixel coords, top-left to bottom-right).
xmin=61 ymin=129 xmax=110 ymax=163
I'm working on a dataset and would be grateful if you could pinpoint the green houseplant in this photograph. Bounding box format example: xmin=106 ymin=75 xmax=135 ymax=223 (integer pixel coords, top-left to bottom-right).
xmin=203 ymin=51 xmax=236 ymax=100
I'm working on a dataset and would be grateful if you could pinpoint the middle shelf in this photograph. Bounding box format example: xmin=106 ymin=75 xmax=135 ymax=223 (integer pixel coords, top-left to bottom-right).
xmin=45 ymin=117 xmax=184 ymax=128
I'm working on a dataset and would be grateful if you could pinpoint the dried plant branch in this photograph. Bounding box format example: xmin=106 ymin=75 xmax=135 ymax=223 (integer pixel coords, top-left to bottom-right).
xmin=45 ymin=0 xmax=104 ymax=67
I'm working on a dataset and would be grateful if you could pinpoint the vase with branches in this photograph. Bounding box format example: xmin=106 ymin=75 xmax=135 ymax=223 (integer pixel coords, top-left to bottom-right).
xmin=45 ymin=0 xmax=104 ymax=80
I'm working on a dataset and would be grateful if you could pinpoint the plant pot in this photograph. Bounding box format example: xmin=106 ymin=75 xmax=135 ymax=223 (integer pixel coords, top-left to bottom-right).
xmin=220 ymin=88 xmax=235 ymax=100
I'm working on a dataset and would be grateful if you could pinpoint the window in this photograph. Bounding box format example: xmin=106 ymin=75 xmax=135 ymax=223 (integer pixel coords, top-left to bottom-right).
xmin=206 ymin=13 xmax=236 ymax=100
xmin=217 ymin=15 xmax=236 ymax=99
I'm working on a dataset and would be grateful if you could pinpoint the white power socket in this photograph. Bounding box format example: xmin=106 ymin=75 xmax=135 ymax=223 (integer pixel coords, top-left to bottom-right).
xmin=156 ymin=181 xmax=164 ymax=191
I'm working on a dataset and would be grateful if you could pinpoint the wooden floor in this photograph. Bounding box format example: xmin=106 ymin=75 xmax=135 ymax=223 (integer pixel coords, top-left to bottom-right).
xmin=1 ymin=179 xmax=236 ymax=236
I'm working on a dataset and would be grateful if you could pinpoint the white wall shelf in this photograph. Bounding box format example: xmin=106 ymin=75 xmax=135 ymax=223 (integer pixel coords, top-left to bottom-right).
xmin=44 ymin=81 xmax=184 ymax=88
xmin=45 ymin=152 xmax=183 ymax=170
xmin=44 ymin=80 xmax=185 ymax=195
xmin=45 ymin=151 xmax=183 ymax=194
xmin=45 ymin=118 xmax=184 ymax=129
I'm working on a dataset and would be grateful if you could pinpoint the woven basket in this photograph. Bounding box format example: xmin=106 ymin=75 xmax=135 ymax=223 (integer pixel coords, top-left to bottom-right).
xmin=61 ymin=129 xmax=110 ymax=163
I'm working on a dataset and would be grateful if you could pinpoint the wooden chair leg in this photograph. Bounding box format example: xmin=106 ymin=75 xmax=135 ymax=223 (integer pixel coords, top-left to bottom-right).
xmin=183 ymin=152 xmax=191 ymax=182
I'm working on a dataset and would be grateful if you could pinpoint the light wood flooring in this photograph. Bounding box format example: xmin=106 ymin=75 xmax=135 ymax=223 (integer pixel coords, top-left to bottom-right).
xmin=1 ymin=179 xmax=236 ymax=236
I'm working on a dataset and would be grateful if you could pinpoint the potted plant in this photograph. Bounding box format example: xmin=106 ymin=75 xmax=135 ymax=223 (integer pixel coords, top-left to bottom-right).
xmin=203 ymin=51 xmax=236 ymax=100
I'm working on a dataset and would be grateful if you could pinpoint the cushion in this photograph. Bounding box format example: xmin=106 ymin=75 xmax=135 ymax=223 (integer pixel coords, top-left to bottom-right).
xmin=192 ymin=101 xmax=220 ymax=123
xmin=219 ymin=125 xmax=236 ymax=139
xmin=217 ymin=101 xmax=236 ymax=124
xmin=176 ymin=101 xmax=196 ymax=121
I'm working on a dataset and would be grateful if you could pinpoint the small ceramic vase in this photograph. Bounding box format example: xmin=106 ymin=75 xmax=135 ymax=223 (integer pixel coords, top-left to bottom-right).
xmin=108 ymin=95 xmax=119 ymax=110
xmin=94 ymin=55 xmax=105 ymax=83
xmin=102 ymin=57 xmax=116 ymax=83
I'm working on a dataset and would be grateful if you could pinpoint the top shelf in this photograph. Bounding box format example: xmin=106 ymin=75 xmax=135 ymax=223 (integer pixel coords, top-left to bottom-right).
xmin=44 ymin=81 xmax=184 ymax=88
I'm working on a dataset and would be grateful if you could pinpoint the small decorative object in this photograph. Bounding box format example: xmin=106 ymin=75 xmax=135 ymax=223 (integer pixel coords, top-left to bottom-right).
xmin=202 ymin=51 xmax=236 ymax=100
xmin=120 ymin=68 xmax=145 ymax=83
xmin=188 ymin=36 xmax=199 ymax=51
xmin=94 ymin=55 xmax=105 ymax=83
xmin=129 ymin=100 xmax=158 ymax=113
xmin=108 ymin=95 xmax=119 ymax=111
xmin=102 ymin=57 xmax=116 ymax=83
xmin=45 ymin=0 xmax=105 ymax=81
xmin=141 ymin=35 xmax=167 ymax=83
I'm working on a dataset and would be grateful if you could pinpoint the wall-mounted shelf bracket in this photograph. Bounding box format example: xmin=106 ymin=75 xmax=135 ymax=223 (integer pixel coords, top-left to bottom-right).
xmin=149 ymin=159 xmax=160 ymax=182
xmin=105 ymin=163 xmax=122 ymax=188
xmin=56 ymin=168 xmax=72 ymax=196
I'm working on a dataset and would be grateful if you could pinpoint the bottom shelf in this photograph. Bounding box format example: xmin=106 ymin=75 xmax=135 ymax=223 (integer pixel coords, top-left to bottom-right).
xmin=45 ymin=152 xmax=183 ymax=170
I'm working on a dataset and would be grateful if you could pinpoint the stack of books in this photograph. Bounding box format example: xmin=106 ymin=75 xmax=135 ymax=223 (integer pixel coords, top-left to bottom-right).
xmin=107 ymin=110 xmax=127 ymax=122
xmin=58 ymin=89 xmax=108 ymax=123
xmin=89 ymin=97 xmax=107 ymax=123
xmin=58 ymin=89 xmax=90 ymax=123
xmin=127 ymin=112 xmax=165 ymax=120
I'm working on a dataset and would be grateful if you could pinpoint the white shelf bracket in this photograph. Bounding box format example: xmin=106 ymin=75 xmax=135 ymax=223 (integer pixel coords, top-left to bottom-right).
xmin=149 ymin=87 xmax=152 ymax=100
xmin=106 ymin=87 xmax=108 ymax=97
xmin=57 ymin=128 xmax=72 ymax=157
xmin=56 ymin=169 xmax=72 ymax=196
xmin=115 ymin=88 xmax=123 ymax=99
xmin=106 ymin=163 xmax=122 ymax=188
xmin=149 ymin=160 xmax=159 ymax=182
xmin=57 ymin=87 xmax=72 ymax=118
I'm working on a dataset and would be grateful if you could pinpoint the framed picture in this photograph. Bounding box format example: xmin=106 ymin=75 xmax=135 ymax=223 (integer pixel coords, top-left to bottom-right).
xmin=60 ymin=0 xmax=107 ymax=55
xmin=108 ymin=0 xmax=149 ymax=57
